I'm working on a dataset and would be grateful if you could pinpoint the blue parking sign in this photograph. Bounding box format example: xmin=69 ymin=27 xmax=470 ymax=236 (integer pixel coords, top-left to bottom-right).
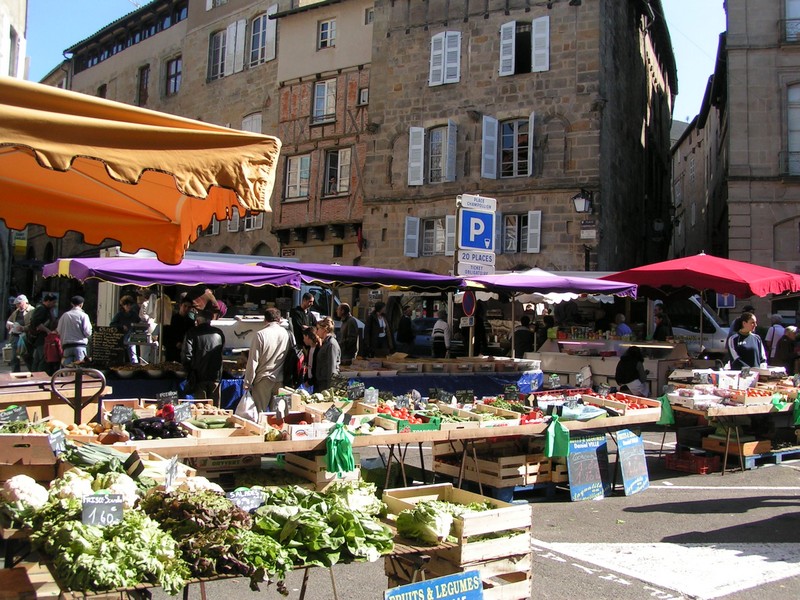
xmin=458 ymin=209 xmax=495 ymax=251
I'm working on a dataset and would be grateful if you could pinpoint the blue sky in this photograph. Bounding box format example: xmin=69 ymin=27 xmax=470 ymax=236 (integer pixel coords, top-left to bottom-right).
xmin=26 ymin=0 xmax=726 ymax=122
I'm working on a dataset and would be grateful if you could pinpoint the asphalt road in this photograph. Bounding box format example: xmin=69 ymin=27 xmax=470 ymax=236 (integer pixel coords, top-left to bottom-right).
xmin=145 ymin=429 xmax=800 ymax=600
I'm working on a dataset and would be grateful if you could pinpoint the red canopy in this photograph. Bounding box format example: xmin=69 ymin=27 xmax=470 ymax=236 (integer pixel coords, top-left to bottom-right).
xmin=601 ymin=253 xmax=800 ymax=298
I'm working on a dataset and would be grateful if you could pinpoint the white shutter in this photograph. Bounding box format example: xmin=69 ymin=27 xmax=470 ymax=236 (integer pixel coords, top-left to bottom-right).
xmin=429 ymin=32 xmax=445 ymax=86
xmin=211 ymin=216 xmax=220 ymax=235
xmin=233 ymin=19 xmax=246 ymax=73
xmin=526 ymin=210 xmax=542 ymax=254
xmin=445 ymin=215 xmax=456 ymax=256
xmin=228 ymin=210 xmax=240 ymax=232
xmin=499 ymin=22 xmax=516 ymax=76
xmin=481 ymin=115 xmax=498 ymax=179
xmin=404 ymin=216 xmax=420 ymax=257
xmin=494 ymin=211 xmax=503 ymax=255
xmin=205 ymin=0 xmax=213 ymax=10
xmin=408 ymin=127 xmax=425 ymax=186
xmin=224 ymin=22 xmax=236 ymax=76
xmin=532 ymin=16 xmax=550 ymax=72
xmin=527 ymin=111 xmax=536 ymax=176
xmin=445 ymin=119 xmax=457 ymax=182
xmin=265 ymin=4 xmax=278 ymax=61
xmin=443 ymin=31 xmax=461 ymax=84
xmin=255 ymin=212 xmax=264 ymax=229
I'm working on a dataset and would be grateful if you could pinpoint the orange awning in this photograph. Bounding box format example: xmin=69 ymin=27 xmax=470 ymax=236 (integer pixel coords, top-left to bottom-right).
xmin=0 ymin=77 xmax=281 ymax=264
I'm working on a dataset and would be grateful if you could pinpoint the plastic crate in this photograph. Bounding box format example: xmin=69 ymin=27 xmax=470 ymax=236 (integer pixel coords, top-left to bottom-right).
xmin=664 ymin=451 xmax=720 ymax=474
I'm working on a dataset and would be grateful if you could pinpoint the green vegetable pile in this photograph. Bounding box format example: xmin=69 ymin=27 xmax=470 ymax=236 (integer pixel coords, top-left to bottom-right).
xmin=395 ymin=499 xmax=498 ymax=545
xmin=253 ymin=485 xmax=394 ymax=567
xmin=0 ymin=420 xmax=47 ymax=433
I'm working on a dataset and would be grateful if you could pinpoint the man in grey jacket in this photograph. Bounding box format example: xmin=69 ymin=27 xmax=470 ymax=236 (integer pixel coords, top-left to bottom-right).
xmin=57 ymin=295 xmax=93 ymax=365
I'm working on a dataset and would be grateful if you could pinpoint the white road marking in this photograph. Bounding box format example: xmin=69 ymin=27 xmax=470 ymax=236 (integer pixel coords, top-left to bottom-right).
xmin=651 ymin=484 xmax=800 ymax=491
xmin=533 ymin=539 xmax=800 ymax=600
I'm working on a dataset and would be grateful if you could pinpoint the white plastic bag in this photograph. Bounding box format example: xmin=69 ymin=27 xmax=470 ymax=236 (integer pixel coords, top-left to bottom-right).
xmin=234 ymin=389 xmax=258 ymax=422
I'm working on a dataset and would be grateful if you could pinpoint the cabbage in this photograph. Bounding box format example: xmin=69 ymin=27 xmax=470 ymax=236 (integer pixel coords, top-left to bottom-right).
xmin=395 ymin=501 xmax=453 ymax=544
xmin=325 ymin=480 xmax=385 ymax=516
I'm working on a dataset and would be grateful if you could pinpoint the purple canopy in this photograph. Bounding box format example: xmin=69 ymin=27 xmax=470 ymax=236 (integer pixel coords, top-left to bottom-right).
xmin=257 ymin=260 xmax=465 ymax=291
xmin=466 ymin=268 xmax=638 ymax=297
xmin=43 ymin=257 xmax=301 ymax=288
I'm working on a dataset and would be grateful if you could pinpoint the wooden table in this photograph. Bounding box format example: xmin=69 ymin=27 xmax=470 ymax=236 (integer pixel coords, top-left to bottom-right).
xmin=0 ymin=371 xmax=111 ymax=424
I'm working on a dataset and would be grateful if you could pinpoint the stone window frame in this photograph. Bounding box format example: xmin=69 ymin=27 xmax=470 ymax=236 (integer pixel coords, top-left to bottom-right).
xmin=208 ymin=29 xmax=227 ymax=80
xmin=482 ymin=113 xmax=536 ymax=179
xmin=250 ymin=6 xmax=277 ymax=67
xmin=408 ymin=121 xmax=457 ymax=186
xmin=165 ymin=55 xmax=182 ymax=97
xmin=403 ymin=216 xmax=456 ymax=258
xmin=496 ymin=211 xmax=542 ymax=254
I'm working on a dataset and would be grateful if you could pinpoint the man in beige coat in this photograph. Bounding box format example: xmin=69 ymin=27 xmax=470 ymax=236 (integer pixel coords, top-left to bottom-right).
xmin=244 ymin=307 xmax=292 ymax=413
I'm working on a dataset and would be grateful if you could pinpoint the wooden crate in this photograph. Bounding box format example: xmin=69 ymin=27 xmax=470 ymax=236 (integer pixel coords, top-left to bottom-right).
xmin=580 ymin=393 xmax=661 ymax=417
xmin=433 ymin=451 xmax=552 ymax=488
xmin=728 ymin=388 xmax=782 ymax=405
xmin=448 ymin=361 xmax=475 ymax=374
xmin=430 ymin=404 xmax=481 ymax=430
xmin=551 ymin=462 xmax=569 ymax=483
xmin=283 ymin=452 xmax=360 ymax=490
xmin=0 ymin=462 xmax=66 ymax=484
xmin=383 ymin=483 xmax=531 ymax=564
xmin=422 ymin=361 xmax=449 ymax=374
xmin=383 ymin=361 xmax=424 ymax=374
xmin=373 ymin=414 xmax=440 ymax=433
xmin=466 ymin=404 xmax=522 ymax=427
xmin=180 ymin=414 xmax=264 ymax=439
xmin=701 ymin=436 xmax=773 ymax=456
xmin=0 ymin=433 xmax=58 ymax=465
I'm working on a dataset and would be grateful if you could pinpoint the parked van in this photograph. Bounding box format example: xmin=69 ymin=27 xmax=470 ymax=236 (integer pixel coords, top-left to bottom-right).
xmin=662 ymin=295 xmax=729 ymax=358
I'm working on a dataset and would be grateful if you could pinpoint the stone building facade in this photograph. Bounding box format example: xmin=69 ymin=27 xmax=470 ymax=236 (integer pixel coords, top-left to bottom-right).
xmin=362 ymin=0 xmax=676 ymax=274
xmin=26 ymin=0 xmax=676 ymax=282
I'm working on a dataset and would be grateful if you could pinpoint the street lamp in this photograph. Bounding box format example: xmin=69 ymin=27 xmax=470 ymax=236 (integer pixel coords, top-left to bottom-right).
xmin=571 ymin=189 xmax=593 ymax=213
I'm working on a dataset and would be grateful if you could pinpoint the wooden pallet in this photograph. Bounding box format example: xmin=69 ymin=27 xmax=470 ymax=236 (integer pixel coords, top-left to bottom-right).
xmin=742 ymin=446 xmax=800 ymax=470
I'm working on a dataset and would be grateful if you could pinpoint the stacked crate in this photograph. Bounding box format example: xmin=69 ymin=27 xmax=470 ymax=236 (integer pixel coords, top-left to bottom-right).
xmin=383 ymin=483 xmax=532 ymax=600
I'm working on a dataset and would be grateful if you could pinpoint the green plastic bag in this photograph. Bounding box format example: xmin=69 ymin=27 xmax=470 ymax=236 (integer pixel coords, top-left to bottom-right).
xmin=793 ymin=399 xmax=800 ymax=426
xmin=656 ymin=394 xmax=675 ymax=426
xmin=326 ymin=423 xmax=355 ymax=474
xmin=771 ymin=394 xmax=788 ymax=412
xmin=544 ymin=415 xmax=570 ymax=458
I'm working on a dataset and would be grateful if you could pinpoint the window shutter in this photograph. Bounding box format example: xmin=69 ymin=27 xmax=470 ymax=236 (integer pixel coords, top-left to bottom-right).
xmin=404 ymin=216 xmax=420 ymax=257
xmin=429 ymin=32 xmax=445 ymax=86
xmin=532 ymin=16 xmax=550 ymax=72
xmin=494 ymin=211 xmax=503 ymax=255
xmin=265 ymin=5 xmax=278 ymax=61
xmin=499 ymin=22 xmax=516 ymax=76
xmin=228 ymin=210 xmax=240 ymax=232
xmin=481 ymin=115 xmax=498 ymax=179
xmin=211 ymin=216 xmax=219 ymax=235
xmin=528 ymin=111 xmax=536 ymax=176
xmin=205 ymin=0 xmax=213 ymax=10
xmin=233 ymin=19 xmax=246 ymax=73
xmin=445 ymin=215 xmax=456 ymax=256
xmin=526 ymin=210 xmax=542 ymax=253
xmin=255 ymin=212 xmax=264 ymax=229
xmin=443 ymin=31 xmax=461 ymax=84
xmin=224 ymin=22 xmax=236 ymax=76
xmin=408 ymin=127 xmax=425 ymax=186
xmin=445 ymin=119 xmax=457 ymax=182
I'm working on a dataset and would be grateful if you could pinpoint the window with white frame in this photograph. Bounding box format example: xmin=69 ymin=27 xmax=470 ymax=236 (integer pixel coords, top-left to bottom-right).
xmin=250 ymin=6 xmax=277 ymax=66
xmin=318 ymin=19 xmax=336 ymax=49
xmin=429 ymin=31 xmax=461 ymax=86
xmin=205 ymin=0 xmax=227 ymax=9
xmin=165 ymin=56 xmax=181 ymax=96
xmin=499 ymin=17 xmax=549 ymax=76
xmin=495 ymin=211 xmax=541 ymax=254
xmin=788 ymin=84 xmax=800 ymax=174
xmin=481 ymin=113 xmax=535 ymax=179
xmin=208 ymin=30 xmax=227 ymax=80
xmin=200 ymin=216 xmax=220 ymax=236
xmin=244 ymin=211 xmax=264 ymax=231
xmin=208 ymin=20 xmax=246 ymax=80
xmin=403 ymin=216 xmax=456 ymax=257
xmin=228 ymin=210 xmax=241 ymax=232
xmin=408 ymin=121 xmax=457 ymax=186
xmin=358 ymin=88 xmax=369 ymax=105
xmin=324 ymin=148 xmax=351 ymax=195
xmin=241 ymin=112 xmax=262 ymax=133
xmin=787 ymin=0 xmax=800 ymax=42
xmin=312 ymin=80 xmax=337 ymax=124
xmin=285 ymin=155 xmax=311 ymax=199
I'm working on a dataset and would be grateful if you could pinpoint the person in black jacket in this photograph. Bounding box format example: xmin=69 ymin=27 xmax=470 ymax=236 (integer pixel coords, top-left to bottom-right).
xmin=615 ymin=346 xmax=649 ymax=396
xmin=182 ymin=310 xmax=225 ymax=404
xmin=291 ymin=292 xmax=317 ymax=348
xmin=364 ymin=301 xmax=394 ymax=357
xmin=395 ymin=306 xmax=415 ymax=354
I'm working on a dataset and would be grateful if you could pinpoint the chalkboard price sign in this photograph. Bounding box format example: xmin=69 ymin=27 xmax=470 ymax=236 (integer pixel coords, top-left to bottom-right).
xmin=323 ymin=405 xmax=344 ymax=424
xmin=346 ymin=382 xmax=365 ymax=400
xmin=156 ymin=391 xmax=180 ymax=404
xmin=567 ymin=434 xmax=611 ymax=501
xmin=427 ymin=388 xmax=441 ymax=401
xmin=173 ymin=403 xmax=192 ymax=423
xmin=226 ymin=489 xmax=265 ymax=513
xmin=0 ymin=405 xmax=29 ymax=424
xmin=48 ymin=429 xmax=66 ymax=455
xmin=455 ymin=390 xmax=474 ymax=404
xmin=82 ymin=494 xmax=124 ymax=527
xmin=503 ymin=384 xmax=520 ymax=401
xmin=89 ymin=326 xmax=125 ymax=367
xmin=616 ymin=429 xmax=649 ymax=496
xmin=109 ymin=405 xmax=134 ymax=425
